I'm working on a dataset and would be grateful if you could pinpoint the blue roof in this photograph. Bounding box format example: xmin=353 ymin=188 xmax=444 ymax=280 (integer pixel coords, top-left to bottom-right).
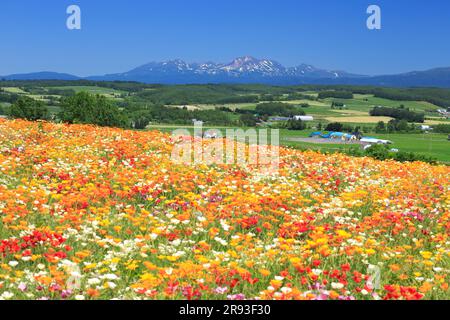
xmin=320 ymin=133 xmax=333 ymax=138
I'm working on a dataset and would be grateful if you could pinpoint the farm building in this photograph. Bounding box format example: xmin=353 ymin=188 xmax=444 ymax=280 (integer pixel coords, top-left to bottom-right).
xmin=269 ymin=116 xmax=314 ymax=122
xmin=330 ymin=132 xmax=357 ymax=141
xmin=437 ymin=109 xmax=449 ymax=118
xmin=360 ymin=137 xmax=393 ymax=145
xmin=309 ymin=131 xmax=392 ymax=144
xmin=309 ymin=131 xmax=356 ymax=141
xmin=309 ymin=131 xmax=322 ymax=137
xmin=268 ymin=116 xmax=291 ymax=121
xmin=293 ymin=115 xmax=314 ymax=121
xmin=192 ymin=119 xmax=204 ymax=125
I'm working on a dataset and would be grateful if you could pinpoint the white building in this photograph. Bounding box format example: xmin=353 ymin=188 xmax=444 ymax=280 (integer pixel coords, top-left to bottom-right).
xmin=360 ymin=137 xmax=393 ymax=145
xmin=192 ymin=119 xmax=204 ymax=125
xmin=293 ymin=115 xmax=314 ymax=121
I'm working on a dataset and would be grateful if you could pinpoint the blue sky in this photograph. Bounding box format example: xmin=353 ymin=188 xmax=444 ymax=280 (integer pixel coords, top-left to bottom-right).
xmin=1 ymin=0 xmax=449 ymax=76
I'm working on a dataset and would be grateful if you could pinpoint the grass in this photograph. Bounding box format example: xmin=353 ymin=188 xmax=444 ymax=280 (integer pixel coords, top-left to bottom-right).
xmin=301 ymin=91 xmax=320 ymax=97
xmin=324 ymin=116 xmax=394 ymax=123
xmin=322 ymin=95 xmax=440 ymax=114
xmin=225 ymin=92 xmax=448 ymax=126
xmin=146 ymin=124 xmax=450 ymax=163
xmin=27 ymin=94 xmax=61 ymax=102
xmin=424 ymin=119 xmax=450 ymax=125
xmin=283 ymin=99 xmax=329 ymax=107
xmin=2 ymin=87 xmax=27 ymax=94
xmin=374 ymin=133 xmax=450 ymax=162
xmin=210 ymin=93 xmax=443 ymax=121
xmin=281 ymin=130 xmax=450 ymax=163
xmin=48 ymin=86 xmax=125 ymax=99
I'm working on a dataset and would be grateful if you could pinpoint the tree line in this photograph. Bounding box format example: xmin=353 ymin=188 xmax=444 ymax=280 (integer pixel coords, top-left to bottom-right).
xmin=318 ymin=91 xmax=353 ymax=99
xmin=5 ymin=92 xmax=242 ymax=128
xmin=6 ymin=93 xmax=316 ymax=129
xmin=2 ymin=80 xmax=450 ymax=108
xmin=370 ymin=105 xmax=425 ymax=123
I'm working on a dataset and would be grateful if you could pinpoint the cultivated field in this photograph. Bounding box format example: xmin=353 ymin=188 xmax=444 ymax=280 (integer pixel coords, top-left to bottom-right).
xmin=145 ymin=126 xmax=450 ymax=163
xmin=324 ymin=116 xmax=394 ymax=124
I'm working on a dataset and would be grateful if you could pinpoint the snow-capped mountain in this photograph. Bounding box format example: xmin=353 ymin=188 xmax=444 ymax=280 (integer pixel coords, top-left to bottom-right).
xmin=88 ymin=56 xmax=364 ymax=83
xmin=5 ymin=56 xmax=450 ymax=87
xmin=126 ymin=59 xmax=195 ymax=74
xmin=219 ymin=56 xmax=286 ymax=76
xmin=287 ymin=64 xmax=359 ymax=79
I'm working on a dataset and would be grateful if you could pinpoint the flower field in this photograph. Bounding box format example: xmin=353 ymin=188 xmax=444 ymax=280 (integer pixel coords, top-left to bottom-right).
xmin=0 ymin=119 xmax=449 ymax=300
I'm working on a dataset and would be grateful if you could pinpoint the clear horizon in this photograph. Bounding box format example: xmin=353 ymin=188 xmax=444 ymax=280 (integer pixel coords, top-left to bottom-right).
xmin=2 ymin=55 xmax=449 ymax=78
xmin=1 ymin=0 xmax=450 ymax=77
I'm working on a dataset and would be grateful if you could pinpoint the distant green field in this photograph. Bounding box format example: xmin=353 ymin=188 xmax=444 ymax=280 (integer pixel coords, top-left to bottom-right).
xmin=26 ymin=94 xmax=60 ymax=102
xmin=301 ymin=91 xmax=319 ymax=97
xmin=323 ymin=95 xmax=440 ymax=114
xmin=374 ymin=133 xmax=450 ymax=162
xmin=2 ymin=87 xmax=27 ymax=94
xmin=196 ymin=93 xmax=444 ymax=122
xmin=147 ymin=125 xmax=449 ymax=163
xmin=234 ymin=100 xmax=333 ymax=114
xmin=48 ymin=86 xmax=125 ymax=98
xmin=280 ymin=130 xmax=450 ymax=162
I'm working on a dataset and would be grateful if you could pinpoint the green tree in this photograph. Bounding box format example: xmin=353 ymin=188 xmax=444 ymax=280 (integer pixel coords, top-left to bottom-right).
xmin=387 ymin=120 xmax=397 ymax=132
xmin=365 ymin=144 xmax=389 ymax=161
xmin=396 ymin=119 xmax=409 ymax=131
xmin=317 ymin=122 xmax=323 ymax=131
xmin=433 ymin=124 xmax=450 ymax=133
xmin=286 ymin=119 xmax=306 ymax=131
xmin=255 ymin=102 xmax=303 ymax=117
xmin=59 ymin=92 xmax=128 ymax=128
xmin=9 ymin=97 xmax=48 ymax=121
xmin=375 ymin=121 xmax=386 ymax=133
xmin=239 ymin=114 xmax=257 ymax=127
xmin=318 ymin=91 xmax=353 ymax=99
xmin=130 ymin=110 xmax=151 ymax=129
xmin=325 ymin=122 xmax=344 ymax=132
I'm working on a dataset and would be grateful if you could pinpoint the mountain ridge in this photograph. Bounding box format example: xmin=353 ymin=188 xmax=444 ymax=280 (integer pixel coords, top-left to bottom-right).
xmin=2 ymin=56 xmax=450 ymax=87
